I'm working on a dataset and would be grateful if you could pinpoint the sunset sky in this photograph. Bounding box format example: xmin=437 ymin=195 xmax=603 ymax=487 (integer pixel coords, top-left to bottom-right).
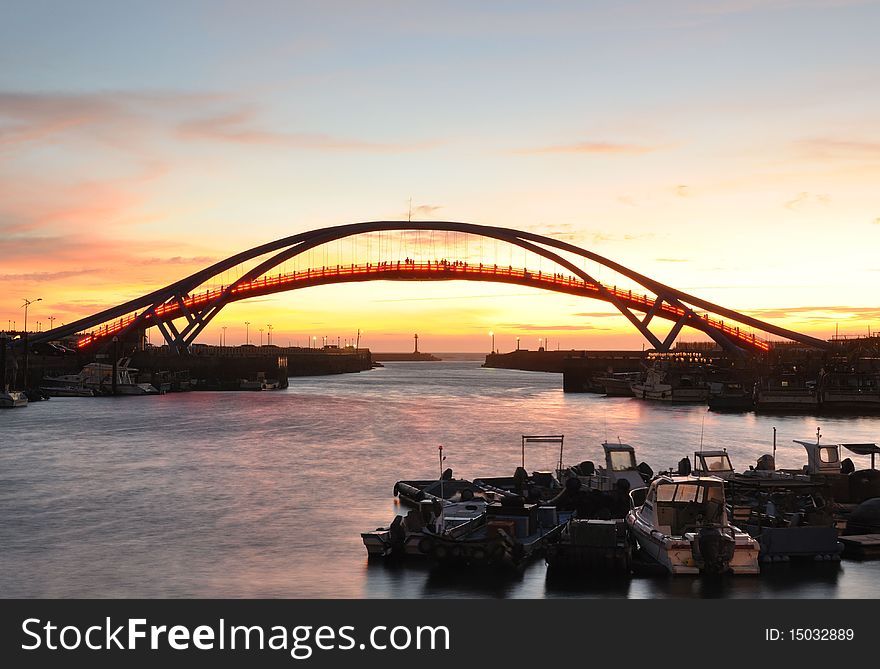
xmin=2 ymin=1 xmax=879 ymax=351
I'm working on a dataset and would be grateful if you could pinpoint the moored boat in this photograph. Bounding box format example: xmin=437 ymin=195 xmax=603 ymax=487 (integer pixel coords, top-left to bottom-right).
xmin=626 ymin=474 xmax=760 ymax=575
xmin=631 ymin=367 xmax=709 ymax=403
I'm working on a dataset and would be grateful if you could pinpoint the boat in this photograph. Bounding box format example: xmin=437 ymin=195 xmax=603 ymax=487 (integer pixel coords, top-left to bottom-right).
xmin=0 ymin=389 xmax=28 ymax=408
xmin=728 ymin=478 xmax=842 ymax=563
xmin=42 ymin=359 xmax=158 ymax=395
xmin=790 ymin=434 xmax=880 ymax=505
xmin=40 ymin=386 xmax=97 ymax=397
xmin=754 ymin=372 xmax=818 ymax=412
xmin=818 ymin=369 xmax=880 ymax=413
xmin=593 ymin=372 xmax=640 ymax=397
xmin=708 ymin=381 xmax=755 ymax=412
xmin=362 ymin=496 xmax=489 ymax=559
xmin=690 ymin=447 xmax=842 ymax=562
xmin=415 ymin=497 xmax=570 ymax=568
xmin=631 ymin=366 xmax=709 ymax=403
xmin=626 ymin=474 xmax=760 ymax=575
xmin=558 ymin=440 xmax=651 ymax=492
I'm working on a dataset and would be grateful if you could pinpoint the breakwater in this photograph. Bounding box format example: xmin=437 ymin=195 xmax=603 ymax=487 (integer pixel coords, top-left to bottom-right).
xmin=14 ymin=344 xmax=373 ymax=391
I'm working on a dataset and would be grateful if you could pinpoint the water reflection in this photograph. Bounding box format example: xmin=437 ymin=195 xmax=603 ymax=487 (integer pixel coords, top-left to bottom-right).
xmin=2 ymin=360 xmax=878 ymax=598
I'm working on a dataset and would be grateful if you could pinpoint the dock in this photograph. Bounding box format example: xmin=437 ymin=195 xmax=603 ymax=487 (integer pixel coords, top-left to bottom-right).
xmin=838 ymin=534 xmax=880 ymax=559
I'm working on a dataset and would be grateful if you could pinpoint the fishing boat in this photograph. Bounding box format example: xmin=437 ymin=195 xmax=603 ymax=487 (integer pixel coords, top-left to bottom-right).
xmin=361 ymin=497 xmax=489 ymax=559
xmin=415 ymin=497 xmax=569 ymax=568
xmin=626 ymin=474 xmax=760 ymax=575
xmin=790 ymin=433 xmax=880 ymax=505
xmin=818 ymin=370 xmax=880 ymax=413
xmin=558 ymin=440 xmax=651 ymax=492
xmin=754 ymin=372 xmax=818 ymax=412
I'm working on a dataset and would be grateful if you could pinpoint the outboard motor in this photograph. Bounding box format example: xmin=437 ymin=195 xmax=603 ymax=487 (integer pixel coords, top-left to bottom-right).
xmin=578 ymin=461 xmax=595 ymax=476
xmin=755 ymin=454 xmax=775 ymax=471
xmin=694 ymin=527 xmax=735 ymax=576
xmin=637 ymin=462 xmax=654 ymax=483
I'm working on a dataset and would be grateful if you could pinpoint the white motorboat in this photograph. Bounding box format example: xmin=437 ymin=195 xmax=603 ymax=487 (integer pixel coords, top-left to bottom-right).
xmin=0 ymin=389 xmax=29 ymax=408
xmin=627 ymin=475 xmax=760 ymax=575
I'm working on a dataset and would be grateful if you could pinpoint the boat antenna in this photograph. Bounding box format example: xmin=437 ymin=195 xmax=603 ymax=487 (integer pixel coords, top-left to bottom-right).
xmin=772 ymin=426 xmax=777 ymax=465
xmin=438 ymin=444 xmax=446 ymax=526
xmin=699 ymin=414 xmax=705 ymax=452
xmin=603 ymin=410 xmax=608 ymax=443
xmin=816 ymin=426 xmax=821 ymax=444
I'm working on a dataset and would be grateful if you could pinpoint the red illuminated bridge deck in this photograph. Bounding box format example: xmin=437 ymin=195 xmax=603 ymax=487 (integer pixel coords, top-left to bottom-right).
xmin=77 ymin=260 xmax=769 ymax=351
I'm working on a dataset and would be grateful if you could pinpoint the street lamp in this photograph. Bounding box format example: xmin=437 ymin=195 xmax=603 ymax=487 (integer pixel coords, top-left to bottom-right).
xmin=259 ymin=327 xmax=264 ymax=346
xmin=267 ymin=324 xmax=273 ymax=345
xmin=221 ymin=326 xmax=227 ymax=347
xmin=245 ymin=321 xmax=251 ymax=345
xmin=489 ymin=330 xmax=495 ymax=353
xmin=312 ymin=336 xmax=317 ymax=349
xmin=22 ymin=297 xmax=41 ymax=333
xmin=21 ymin=297 xmax=41 ymax=389
xmin=48 ymin=315 xmax=56 ymax=331
xmin=516 ymin=336 xmax=520 ymax=351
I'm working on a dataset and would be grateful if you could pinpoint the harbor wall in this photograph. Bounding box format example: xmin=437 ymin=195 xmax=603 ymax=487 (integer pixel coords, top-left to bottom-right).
xmin=16 ymin=345 xmax=373 ymax=391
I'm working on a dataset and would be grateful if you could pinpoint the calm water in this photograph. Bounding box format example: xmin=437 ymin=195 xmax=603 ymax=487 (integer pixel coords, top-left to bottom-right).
xmin=2 ymin=359 xmax=880 ymax=599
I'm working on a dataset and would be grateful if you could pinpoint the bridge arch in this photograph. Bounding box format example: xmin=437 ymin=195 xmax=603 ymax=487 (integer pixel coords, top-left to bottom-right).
xmin=27 ymin=221 xmax=829 ymax=354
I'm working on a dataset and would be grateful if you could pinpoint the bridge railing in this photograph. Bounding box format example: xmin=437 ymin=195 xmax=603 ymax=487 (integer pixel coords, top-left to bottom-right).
xmin=76 ymin=260 xmax=768 ymax=351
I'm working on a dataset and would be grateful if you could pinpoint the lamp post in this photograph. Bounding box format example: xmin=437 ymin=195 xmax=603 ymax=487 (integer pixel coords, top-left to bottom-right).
xmin=48 ymin=315 xmax=55 ymax=331
xmin=267 ymin=324 xmax=273 ymax=345
xmin=221 ymin=326 xmax=227 ymax=347
xmin=22 ymin=297 xmax=41 ymax=389
xmin=259 ymin=328 xmax=264 ymax=346
xmin=312 ymin=336 xmax=317 ymax=350
xmin=516 ymin=336 xmax=520 ymax=351
xmin=489 ymin=330 xmax=495 ymax=353
xmin=245 ymin=321 xmax=251 ymax=345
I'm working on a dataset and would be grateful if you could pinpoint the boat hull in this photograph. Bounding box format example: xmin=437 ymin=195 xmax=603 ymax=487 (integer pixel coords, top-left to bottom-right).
xmin=631 ymin=384 xmax=709 ymax=403
xmin=627 ymin=515 xmax=760 ymax=575
xmin=0 ymin=391 xmax=29 ymax=408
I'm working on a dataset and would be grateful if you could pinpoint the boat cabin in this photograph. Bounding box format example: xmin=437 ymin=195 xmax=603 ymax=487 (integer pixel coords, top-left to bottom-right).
xmin=692 ymin=450 xmax=734 ymax=480
xmin=601 ymin=442 xmax=646 ymax=490
xmin=636 ymin=476 xmax=727 ymax=537
xmin=792 ymin=440 xmax=879 ymax=475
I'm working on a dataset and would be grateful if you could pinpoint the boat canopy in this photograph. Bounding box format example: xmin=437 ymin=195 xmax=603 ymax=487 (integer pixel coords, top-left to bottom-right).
xmin=602 ymin=443 xmax=637 ymax=472
xmin=693 ymin=450 xmax=734 ymax=479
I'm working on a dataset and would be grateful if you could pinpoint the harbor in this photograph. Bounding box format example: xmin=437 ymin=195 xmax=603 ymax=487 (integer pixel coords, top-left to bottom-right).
xmin=3 ymin=359 xmax=879 ymax=598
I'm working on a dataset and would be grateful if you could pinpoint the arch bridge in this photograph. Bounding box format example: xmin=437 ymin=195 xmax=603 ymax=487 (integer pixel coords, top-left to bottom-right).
xmin=27 ymin=221 xmax=829 ymax=355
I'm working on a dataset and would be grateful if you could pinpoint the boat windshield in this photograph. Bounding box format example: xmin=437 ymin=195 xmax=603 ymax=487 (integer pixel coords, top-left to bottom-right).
xmin=654 ymin=481 xmax=725 ymax=534
xmin=608 ymin=449 xmax=637 ymax=471
xmin=818 ymin=446 xmax=840 ymax=465
xmin=655 ymin=481 xmax=723 ymax=504
xmin=700 ymin=454 xmax=732 ymax=473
